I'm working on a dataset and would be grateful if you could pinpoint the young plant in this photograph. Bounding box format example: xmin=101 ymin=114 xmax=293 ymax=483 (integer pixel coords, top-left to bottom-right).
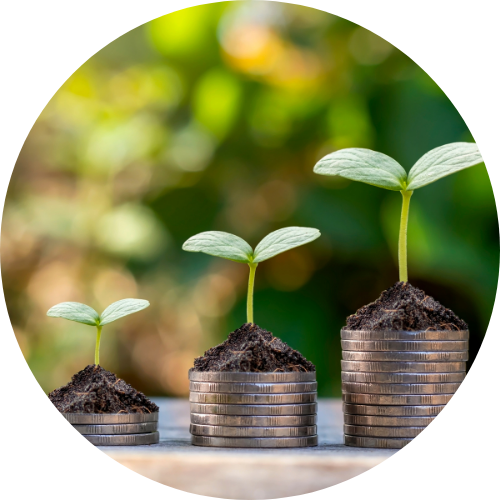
xmin=47 ymin=299 xmax=150 ymax=365
xmin=313 ymin=142 xmax=483 ymax=282
xmin=182 ymin=227 xmax=321 ymax=324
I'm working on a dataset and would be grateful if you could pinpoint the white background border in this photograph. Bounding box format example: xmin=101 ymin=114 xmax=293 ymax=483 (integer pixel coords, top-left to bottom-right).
xmin=1 ymin=1 xmax=498 ymax=498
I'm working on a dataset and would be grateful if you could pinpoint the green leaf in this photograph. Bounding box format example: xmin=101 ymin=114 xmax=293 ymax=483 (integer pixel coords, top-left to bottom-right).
xmin=182 ymin=231 xmax=253 ymax=263
xmin=47 ymin=302 xmax=100 ymax=326
xmin=407 ymin=142 xmax=483 ymax=190
xmin=253 ymin=227 xmax=321 ymax=263
xmin=313 ymin=148 xmax=407 ymax=191
xmin=99 ymin=299 xmax=150 ymax=326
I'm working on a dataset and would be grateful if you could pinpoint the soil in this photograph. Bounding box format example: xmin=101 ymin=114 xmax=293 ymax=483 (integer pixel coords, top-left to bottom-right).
xmin=193 ymin=323 xmax=315 ymax=372
xmin=345 ymin=281 xmax=468 ymax=331
xmin=49 ymin=365 xmax=159 ymax=414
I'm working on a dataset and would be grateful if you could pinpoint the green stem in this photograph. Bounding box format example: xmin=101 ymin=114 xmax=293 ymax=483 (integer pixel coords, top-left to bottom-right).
xmin=247 ymin=263 xmax=258 ymax=324
xmin=95 ymin=325 xmax=102 ymax=366
xmin=398 ymin=190 xmax=413 ymax=282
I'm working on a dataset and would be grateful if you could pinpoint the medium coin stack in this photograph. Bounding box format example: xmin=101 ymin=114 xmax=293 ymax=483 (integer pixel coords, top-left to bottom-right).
xmin=341 ymin=329 xmax=468 ymax=449
xmin=189 ymin=369 xmax=318 ymax=447
xmin=63 ymin=412 xmax=159 ymax=445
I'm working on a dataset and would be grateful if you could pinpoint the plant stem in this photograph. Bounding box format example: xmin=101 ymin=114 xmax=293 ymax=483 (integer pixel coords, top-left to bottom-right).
xmin=398 ymin=190 xmax=413 ymax=282
xmin=95 ymin=325 xmax=102 ymax=366
xmin=247 ymin=263 xmax=258 ymax=324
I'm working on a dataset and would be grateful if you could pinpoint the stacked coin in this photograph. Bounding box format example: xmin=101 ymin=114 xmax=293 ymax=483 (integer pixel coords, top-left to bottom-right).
xmin=189 ymin=369 xmax=318 ymax=448
xmin=63 ymin=412 xmax=159 ymax=445
xmin=341 ymin=329 xmax=468 ymax=449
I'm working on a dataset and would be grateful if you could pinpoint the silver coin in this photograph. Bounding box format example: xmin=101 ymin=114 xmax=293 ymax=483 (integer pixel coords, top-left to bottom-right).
xmin=189 ymin=392 xmax=317 ymax=405
xmin=341 ymin=360 xmax=466 ymax=373
xmin=189 ymin=381 xmax=317 ymax=394
xmin=344 ymin=424 xmax=424 ymax=438
xmin=342 ymin=350 xmax=468 ymax=362
xmin=343 ymin=403 xmax=445 ymax=416
xmin=83 ymin=431 xmax=159 ymax=446
xmin=341 ymin=330 xmax=469 ymax=341
xmin=73 ymin=422 xmax=158 ymax=435
xmin=344 ymin=414 xmax=435 ymax=427
xmin=190 ymin=424 xmax=318 ymax=438
xmin=341 ymin=340 xmax=468 ymax=352
xmin=188 ymin=370 xmax=316 ymax=383
xmin=343 ymin=393 xmax=453 ymax=405
xmin=191 ymin=435 xmax=318 ymax=448
xmin=341 ymin=371 xmax=465 ymax=384
xmin=190 ymin=413 xmax=317 ymax=427
xmin=190 ymin=403 xmax=318 ymax=416
xmin=344 ymin=434 xmax=412 ymax=449
xmin=342 ymin=381 xmax=461 ymax=395
xmin=63 ymin=412 xmax=159 ymax=424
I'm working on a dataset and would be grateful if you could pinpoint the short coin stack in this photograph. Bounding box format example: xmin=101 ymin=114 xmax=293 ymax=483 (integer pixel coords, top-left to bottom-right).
xmin=341 ymin=329 xmax=468 ymax=449
xmin=189 ymin=369 xmax=318 ymax=447
xmin=64 ymin=412 xmax=159 ymax=445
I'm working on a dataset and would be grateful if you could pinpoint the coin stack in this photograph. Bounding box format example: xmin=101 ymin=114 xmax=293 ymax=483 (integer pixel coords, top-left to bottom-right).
xmin=189 ymin=369 xmax=318 ymax=448
xmin=341 ymin=329 xmax=468 ymax=449
xmin=63 ymin=412 xmax=159 ymax=445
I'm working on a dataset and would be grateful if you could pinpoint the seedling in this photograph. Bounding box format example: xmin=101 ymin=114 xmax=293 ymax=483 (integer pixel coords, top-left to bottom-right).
xmin=47 ymin=299 xmax=150 ymax=365
xmin=182 ymin=227 xmax=321 ymax=324
xmin=313 ymin=142 xmax=483 ymax=282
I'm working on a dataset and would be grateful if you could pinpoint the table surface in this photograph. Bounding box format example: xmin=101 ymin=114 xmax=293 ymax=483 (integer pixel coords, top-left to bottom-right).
xmin=102 ymin=398 xmax=397 ymax=499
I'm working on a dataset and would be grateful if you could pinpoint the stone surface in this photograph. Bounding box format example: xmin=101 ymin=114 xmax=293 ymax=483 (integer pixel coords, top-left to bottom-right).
xmin=102 ymin=398 xmax=396 ymax=499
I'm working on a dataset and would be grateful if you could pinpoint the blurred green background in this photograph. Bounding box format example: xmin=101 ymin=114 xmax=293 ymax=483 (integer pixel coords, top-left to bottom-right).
xmin=2 ymin=2 xmax=498 ymax=397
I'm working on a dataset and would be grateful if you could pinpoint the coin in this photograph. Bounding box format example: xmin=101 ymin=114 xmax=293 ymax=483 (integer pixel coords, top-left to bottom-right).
xmin=341 ymin=330 xmax=469 ymax=341
xmin=190 ymin=424 xmax=318 ymax=438
xmin=344 ymin=414 xmax=435 ymax=427
xmin=342 ymin=393 xmax=453 ymax=405
xmin=341 ymin=371 xmax=465 ymax=384
xmin=189 ymin=381 xmax=317 ymax=394
xmin=63 ymin=412 xmax=159 ymax=424
xmin=342 ymin=350 xmax=468 ymax=362
xmin=73 ymin=422 xmax=158 ymax=435
xmin=341 ymin=340 xmax=468 ymax=352
xmin=191 ymin=435 xmax=318 ymax=448
xmin=341 ymin=360 xmax=466 ymax=373
xmin=83 ymin=431 xmax=159 ymax=446
xmin=189 ymin=392 xmax=317 ymax=404
xmin=190 ymin=403 xmax=318 ymax=416
xmin=343 ymin=403 xmax=445 ymax=416
xmin=344 ymin=434 xmax=411 ymax=449
xmin=188 ymin=370 xmax=316 ymax=383
xmin=344 ymin=424 xmax=424 ymax=438
xmin=342 ymin=381 xmax=461 ymax=395
xmin=190 ymin=413 xmax=317 ymax=427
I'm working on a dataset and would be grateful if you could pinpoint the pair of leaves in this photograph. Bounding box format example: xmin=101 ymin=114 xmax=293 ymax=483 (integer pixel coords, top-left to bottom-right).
xmin=182 ymin=226 xmax=321 ymax=264
xmin=47 ymin=298 xmax=150 ymax=326
xmin=313 ymin=142 xmax=483 ymax=191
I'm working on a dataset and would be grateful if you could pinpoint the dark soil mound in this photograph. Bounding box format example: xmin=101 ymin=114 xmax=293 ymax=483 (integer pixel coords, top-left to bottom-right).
xmin=49 ymin=365 xmax=159 ymax=414
xmin=194 ymin=323 xmax=315 ymax=372
xmin=345 ymin=281 xmax=468 ymax=331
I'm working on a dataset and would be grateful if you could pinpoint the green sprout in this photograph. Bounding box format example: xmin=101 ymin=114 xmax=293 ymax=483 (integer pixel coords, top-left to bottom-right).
xmin=47 ymin=299 xmax=150 ymax=365
xmin=313 ymin=142 xmax=483 ymax=282
xmin=182 ymin=227 xmax=321 ymax=324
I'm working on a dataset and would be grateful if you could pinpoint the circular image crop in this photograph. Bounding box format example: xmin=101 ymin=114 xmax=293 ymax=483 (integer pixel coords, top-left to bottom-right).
xmin=2 ymin=2 xmax=498 ymax=498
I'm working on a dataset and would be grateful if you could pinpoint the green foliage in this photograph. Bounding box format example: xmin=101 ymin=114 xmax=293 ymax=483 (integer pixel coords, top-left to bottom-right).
xmin=183 ymin=227 xmax=321 ymax=323
xmin=407 ymin=143 xmax=483 ymax=190
xmin=314 ymin=148 xmax=407 ymax=191
xmin=183 ymin=227 xmax=321 ymax=264
xmin=314 ymin=142 xmax=484 ymax=281
xmin=314 ymin=142 xmax=483 ymax=192
xmin=46 ymin=302 xmax=100 ymax=326
xmin=47 ymin=299 xmax=150 ymax=365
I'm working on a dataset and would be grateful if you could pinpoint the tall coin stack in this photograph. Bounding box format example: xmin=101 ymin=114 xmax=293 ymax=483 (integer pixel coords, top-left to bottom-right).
xmin=64 ymin=412 xmax=159 ymax=445
xmin=189 ymin=369 xmax=318 ymax=448
xmin=341 ymin=329 xmax=468 ymax=448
